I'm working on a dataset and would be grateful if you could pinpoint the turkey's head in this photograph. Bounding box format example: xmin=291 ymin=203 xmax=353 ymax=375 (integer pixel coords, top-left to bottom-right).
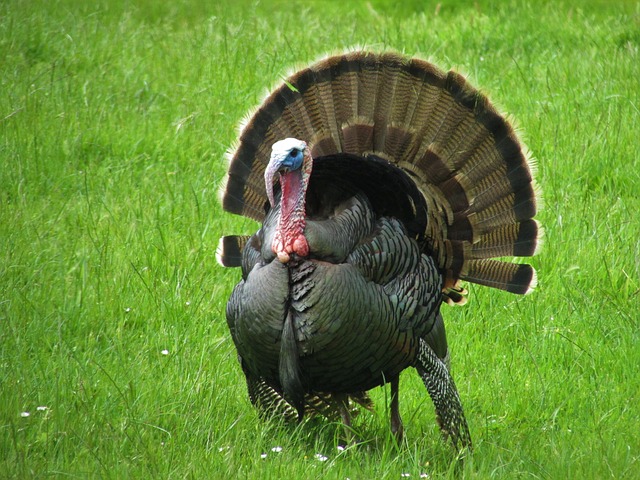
xmin=265 ymin=138 xmax=312 ymax=263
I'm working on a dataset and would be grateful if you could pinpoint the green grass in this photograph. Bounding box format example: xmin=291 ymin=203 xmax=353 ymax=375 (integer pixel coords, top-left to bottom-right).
xmin=1 ymin=0 xmax=639 ymax=477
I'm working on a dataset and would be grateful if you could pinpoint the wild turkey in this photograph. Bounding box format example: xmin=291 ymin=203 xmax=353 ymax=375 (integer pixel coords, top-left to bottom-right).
xmin=217 ymin=50 xmax=541 ymax=450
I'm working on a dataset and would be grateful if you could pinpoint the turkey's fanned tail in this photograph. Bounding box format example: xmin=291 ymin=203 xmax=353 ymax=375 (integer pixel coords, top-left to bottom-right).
xmin=220 ymin=50 xmax=541 ymax=297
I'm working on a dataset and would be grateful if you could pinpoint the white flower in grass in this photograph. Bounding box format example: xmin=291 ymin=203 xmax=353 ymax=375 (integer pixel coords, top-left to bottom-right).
xmin=185 ymin=301 xmax=191 ymax=306
xmin=37 ymin=406 xmax=48 ymax=411
xmin=271 ymin=446 xmax=282 ymax=453
xmin=260 ymin=453 xmax=268 ymax=459
xmin=161 ymin=349 xmax=169 ymax=355
xmin=20 ymin=411 xmax=30 ymax=418
xmin=336 ymin=445 xmax=345 ymax=452
xmin=315 ymin=453 xmax=328 ymax=462
xmin=401 ymin=474 xmax=411 ymax=478
xmin=125 ymin=307 xmax=131 ymax=313
xmin=420 ymin=474 xmax=430 ymax=479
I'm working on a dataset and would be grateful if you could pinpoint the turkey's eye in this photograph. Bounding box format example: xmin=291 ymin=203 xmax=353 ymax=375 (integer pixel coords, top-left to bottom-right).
xmin=285 ymin=148 xmax=303 ymax=170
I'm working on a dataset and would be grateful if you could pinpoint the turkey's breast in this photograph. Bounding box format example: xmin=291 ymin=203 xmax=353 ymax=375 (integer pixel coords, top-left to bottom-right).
xmin=227 ymin=194 xmax=443 ymax=394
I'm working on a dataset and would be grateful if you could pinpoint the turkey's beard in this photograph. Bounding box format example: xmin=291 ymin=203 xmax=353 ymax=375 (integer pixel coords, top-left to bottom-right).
xmin=272 ymin=169 xmax=309 ymax=263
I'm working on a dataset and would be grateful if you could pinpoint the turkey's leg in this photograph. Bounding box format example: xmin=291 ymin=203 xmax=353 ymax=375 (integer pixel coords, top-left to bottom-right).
xmin=336 ymin=393 xmax=357 ymax=445
xmin=415 ymin=338 xmax=472 ymax=450
xmin=390 ymin=376 xmax=404 ymax=443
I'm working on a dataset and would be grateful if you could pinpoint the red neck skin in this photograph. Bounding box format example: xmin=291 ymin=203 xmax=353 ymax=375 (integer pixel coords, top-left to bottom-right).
xmin=272 ymin=156 xmax=312 ymax=263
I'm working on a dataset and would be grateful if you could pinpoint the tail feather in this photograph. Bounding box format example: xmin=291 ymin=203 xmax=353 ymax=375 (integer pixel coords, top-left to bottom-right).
xmin=472 ymin=191 xmax=538 ymax=230
xmin=341 ymin=118 xmax=375 ymax=155
xmin=468 ymin=220 xmax=541 ymax=259
xmin=216 ymin=235 xmax=250 ymax=268
xmin=220 ymin=50 xmax=542 ymax=295
xmin=462 ymin=259 xmax=538 ymax=294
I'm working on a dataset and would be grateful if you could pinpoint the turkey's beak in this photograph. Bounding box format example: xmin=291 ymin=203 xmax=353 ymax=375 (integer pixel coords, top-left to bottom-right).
xmin=264 ymin=160 xmax=282 ymax=208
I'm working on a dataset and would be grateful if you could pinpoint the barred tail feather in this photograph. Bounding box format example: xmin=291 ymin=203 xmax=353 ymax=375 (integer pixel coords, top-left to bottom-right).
xmin=216 ymin=235 xmax=250 ymax=268
xmin=462 ymin=260 xmax=538 ymax=295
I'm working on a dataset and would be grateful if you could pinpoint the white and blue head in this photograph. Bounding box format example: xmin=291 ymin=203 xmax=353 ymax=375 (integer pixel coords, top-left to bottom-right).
xmin=264 ymin=138 xmax=309 ymax=207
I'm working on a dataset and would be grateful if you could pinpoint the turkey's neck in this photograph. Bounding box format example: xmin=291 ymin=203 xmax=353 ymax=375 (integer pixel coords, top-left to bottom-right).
xmin=273 ymin=165 xmax=311 ymax=263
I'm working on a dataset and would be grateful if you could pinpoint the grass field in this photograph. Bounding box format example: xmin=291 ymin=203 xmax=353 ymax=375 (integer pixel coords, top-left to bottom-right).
xmin=2 ymin=0 xmax=639 ymax=478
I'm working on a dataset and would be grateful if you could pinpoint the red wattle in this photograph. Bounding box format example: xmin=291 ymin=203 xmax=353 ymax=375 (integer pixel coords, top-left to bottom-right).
xmin=273 ymin=170 xmax=307 ymax=261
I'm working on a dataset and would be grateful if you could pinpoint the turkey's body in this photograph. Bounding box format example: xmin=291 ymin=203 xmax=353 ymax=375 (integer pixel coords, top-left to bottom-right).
xmin=228 ymin=191 xmax=442 ymax=393
xmin=218 ymin=51 xmax=541 ymax=450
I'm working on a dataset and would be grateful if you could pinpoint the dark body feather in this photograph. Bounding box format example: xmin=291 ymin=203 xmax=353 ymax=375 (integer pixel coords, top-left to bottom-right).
xmin=218 ymin=51 xmax=541 ymax=449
